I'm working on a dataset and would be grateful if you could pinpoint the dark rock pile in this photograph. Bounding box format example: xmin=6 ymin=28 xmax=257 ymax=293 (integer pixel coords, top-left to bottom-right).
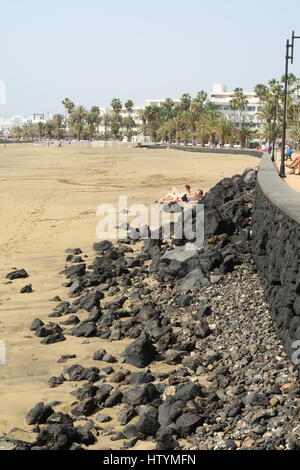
xmin=5 ymin=168 xmax=300 ymax=451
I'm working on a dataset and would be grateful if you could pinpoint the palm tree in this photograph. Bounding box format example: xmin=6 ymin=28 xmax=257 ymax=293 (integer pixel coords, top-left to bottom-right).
xmin=288 ymin=102 xmax=300 ymax=126
xmin=11 ymin=126 xmax=24 ymax=140
xmin=22 ymin=121 xmax=37 ymax=140
xmin=62 ymin=98 xmax=75 ymax=134
xmin=195 ymin=120 xmax=210 ymax=147
xmin=204 ymin=107 xmax=222 ymax=145
xmin=142 ymin=105 xmax=162 ymax=142
xmin=230 ymin=88 xmax=248 ymax=127
xmin=62 ymin=98 xmax=75 ymax=115
xmin=137 ymin=108 xmax=148 ymax=138
xmin=123 ymin=100 xmax=135 ymax=141
xmin=229 ymin=97 xmax=239 ymax=127
xmin=191 ymin=91 xmax=207 ymax=113
xmin=215 ymin=118 xmax=235 ymax=147
xmin=182 ymin=110 xmax=202 ymax=138
xmin=84 ymin=107 xmax=101 ymax=140
xmin=169 ymin=116 xmax=185 ymax=144
xmin=37 ymin=121 xmax=45 ymax=139
xmin=180 ymin=129 xmax=191 ymax=146
xmin=254 ymin=84 xmax=268 ymax=104
xmin=158 ymin=122 xmax=171 ymax=143
xmin=50 ymin=114 xmax=64 ymax=139
xmin=111 ymin=98 xmax=122 ymax=114
xmin=260 ymin=122 xmax=280 ymax=144
xmin=102 ymin=113 xmax=111 ymax=141
xmin=257 ymin=100 xmax=275 ymax=124
xmin=161 ymin=98 xmax=175 ymax=118
xmin=110 ymin=99 xmax=123 ymax=140
xmin=288 ymin=123 xmax=300 ymax=149
xmin=87 ymin=106 xmax=102 ymax=138
xmin=110 ymin=113 xmax=123 ymax=140
xmin=180 ymin=93 xmax=192 ymax=112
xmin=44 ymin=121 xmax=55 ymax=138
xmin=281 ymin=73 xmax=297 ymax=88
xmin=122 ymin=115 xmax=136 ymax=141
xmin=69 ymin=105 xmax=88 ymax=140
xmin=235 ymin=126 xmax=255 ymax=149
xmin=124 ymin=100 xmax=134 ymax=114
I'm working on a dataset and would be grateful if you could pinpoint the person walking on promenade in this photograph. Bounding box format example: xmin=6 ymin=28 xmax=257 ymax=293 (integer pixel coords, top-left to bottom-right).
xmin=285 ymin=144 xmax=293 ymax=160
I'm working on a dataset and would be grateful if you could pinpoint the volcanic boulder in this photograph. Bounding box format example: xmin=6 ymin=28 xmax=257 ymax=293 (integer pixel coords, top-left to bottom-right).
xmin=123 ymin=332 xmax=156 ymax=368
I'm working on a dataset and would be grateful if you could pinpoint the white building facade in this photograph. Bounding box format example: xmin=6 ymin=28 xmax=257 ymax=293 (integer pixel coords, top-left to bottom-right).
xmin=209 ymin=83 xmax=261 ymax=130
xmin=0 ymin=114 xmax=46 ymax=136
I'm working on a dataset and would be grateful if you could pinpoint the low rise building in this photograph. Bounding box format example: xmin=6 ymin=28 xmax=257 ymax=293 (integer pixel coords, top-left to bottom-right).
xmin=0 ymin=114 xmax=47 ymax=136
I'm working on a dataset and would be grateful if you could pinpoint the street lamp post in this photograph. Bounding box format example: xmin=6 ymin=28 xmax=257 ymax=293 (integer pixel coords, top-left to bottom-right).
xmin=279 ymin=31 xmax=300 ymax=177
xmin=279 ymin=39 xmax=292 ymax=177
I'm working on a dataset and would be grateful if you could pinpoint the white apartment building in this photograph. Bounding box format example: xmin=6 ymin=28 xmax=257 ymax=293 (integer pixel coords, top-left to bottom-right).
xmin=145 ymin=99 xmax=180 ymax=107
xmin=0 ymin=115 xmax=25 ymax=135
xmin=210 ymin=83 xmax=261 ymax=129
xmin=0 ymin=114 xmax=46 ymax=136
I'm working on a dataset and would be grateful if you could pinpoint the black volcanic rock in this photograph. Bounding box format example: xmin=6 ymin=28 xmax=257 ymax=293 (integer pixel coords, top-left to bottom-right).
xmin=118 ymin=406 xmax=137 ymax=425
xmin=47 ymin=412 xmax=73 ymax=425
xmin=73 ymin=322 xmax=97 ymax=338
xmin=158 ymin=399 xmax=185 ymax=427
xmin=122 ymin=384 xmax=158 ymax=406
xmin=174 ymin=383 xmax=205 ymax=402
xmin=40 ymin=333 xmax=66 ymax=345
xmin=123 ymin=332 xmax=156 ymax=368
xmin=156 ymin=427 xmax=178 ymax=450
xmin=60 ymin=263 xmax=86 ymax=279
xmin=74 ymin=291 xmax=103 ymax=311
xmin=93 ymin=240 xmax=114 ymax=252
xmin=20 ymin=284 xmax=33 ymax=293
xmin=135 ymin=414 xmax=159 ymax=437
xmin=104 ymin=390 xmax=123 ymax=408
xmin=65 ymin=248 xmax=82 ymax=255
xmin=30 ymin=318 xmax=44 ymax=331
xmin=175 ymin=412 xmax=204 ymax=437
xmin=35 ymin=424 xmax=80 ymax=450
xmin=128 ymin=370 xmax=155 ymax=385
xmin=71 ymin=398 xmax=96 ymax=417
xmin=66 ymin=255 xmax=84 ymax=263
xmin=65 ymin=364 xmax=99 ymax=382
xmin=26 ymin=402 xmax=54 ymax=425
xmin=6 ymin=269 xmax=29 ymax=280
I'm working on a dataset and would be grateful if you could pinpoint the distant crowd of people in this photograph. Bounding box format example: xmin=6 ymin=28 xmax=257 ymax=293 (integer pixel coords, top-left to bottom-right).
xmin=261 ymin=140 xmax=300 ymax=174
xmin=261 ymin=141 xmax=294 ymax=159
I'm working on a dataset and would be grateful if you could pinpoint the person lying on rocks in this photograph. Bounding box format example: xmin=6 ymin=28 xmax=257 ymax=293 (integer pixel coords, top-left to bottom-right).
xmin=187 ymin=189 xmax=204 ymax=202
xmin=286 ymin=157 xmax=300 ymax=174
xmin=160 ymin=184 xmax=192 ymax=203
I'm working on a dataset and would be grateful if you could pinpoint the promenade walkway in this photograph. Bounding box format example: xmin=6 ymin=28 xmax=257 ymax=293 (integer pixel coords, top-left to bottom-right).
xmin=274 ymin=150 xmax=300 ymax=193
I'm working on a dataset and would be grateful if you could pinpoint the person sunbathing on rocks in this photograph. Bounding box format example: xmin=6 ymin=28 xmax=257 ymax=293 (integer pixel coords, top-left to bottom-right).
xmin=160 ymin=184 xmax=192 ymax=203
xmin=286 ymin=156 xmax=300 ymax=174
xmin=186 ymin=189 xmax=204 ymax=202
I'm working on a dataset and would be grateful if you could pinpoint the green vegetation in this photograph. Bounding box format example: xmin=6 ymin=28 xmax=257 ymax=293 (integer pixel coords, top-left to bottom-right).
xmin=254 ymin=74 xmax=300 ymax=148
xmin=8 ymin=76 xmax=300 ymax=149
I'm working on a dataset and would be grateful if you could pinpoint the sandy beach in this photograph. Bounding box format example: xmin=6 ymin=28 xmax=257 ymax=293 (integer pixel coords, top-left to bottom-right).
xmin=0 ymin=144 xmax=259 ymax=448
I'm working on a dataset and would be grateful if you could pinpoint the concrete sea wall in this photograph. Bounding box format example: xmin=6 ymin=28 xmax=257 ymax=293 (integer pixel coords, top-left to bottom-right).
xmin=252 ymin=154 xmax=300 ymax=373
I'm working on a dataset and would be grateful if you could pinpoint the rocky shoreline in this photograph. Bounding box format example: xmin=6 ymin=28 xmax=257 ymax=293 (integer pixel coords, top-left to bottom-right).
xmin=1 ymin=168 xmax=300 ymax=451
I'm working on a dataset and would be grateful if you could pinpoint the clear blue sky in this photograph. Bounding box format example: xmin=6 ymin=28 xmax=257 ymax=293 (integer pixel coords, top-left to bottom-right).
xmin=1 ymin=0 xmax=300 ymax=116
